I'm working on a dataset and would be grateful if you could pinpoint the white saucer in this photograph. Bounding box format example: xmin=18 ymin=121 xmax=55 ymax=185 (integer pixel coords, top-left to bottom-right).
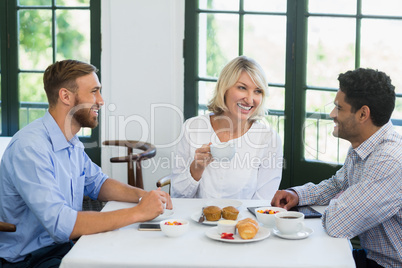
xmin=273 ymin=227 xmax=314 ymax=240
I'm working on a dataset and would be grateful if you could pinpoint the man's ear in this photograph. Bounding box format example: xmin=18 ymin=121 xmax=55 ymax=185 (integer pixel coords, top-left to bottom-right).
xmin=358 ymin=105 xmax=371 ymax=123
xmin=59 ymin=88 xmax=74 ymax=106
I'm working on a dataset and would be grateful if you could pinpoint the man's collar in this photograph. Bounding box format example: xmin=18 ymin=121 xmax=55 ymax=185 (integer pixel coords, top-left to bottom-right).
xmin=43 ymin=111 xmax=84 ymax=151
xmin=354 ymin=121 xmax=393 ymax=160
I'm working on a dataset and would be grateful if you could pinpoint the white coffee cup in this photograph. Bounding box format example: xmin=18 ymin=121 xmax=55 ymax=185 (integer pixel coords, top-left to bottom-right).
xmin=210 ymin=142 xmax=235 ymax=162
xmin=217 ymin=220 xmax=237 ymax=235
xmin=275 ymin=211 xmax=305 ymax=234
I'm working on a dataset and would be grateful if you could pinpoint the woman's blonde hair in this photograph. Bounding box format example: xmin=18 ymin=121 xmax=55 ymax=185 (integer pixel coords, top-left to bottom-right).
xmin=207 ymin=56 xmax=268 ymax=121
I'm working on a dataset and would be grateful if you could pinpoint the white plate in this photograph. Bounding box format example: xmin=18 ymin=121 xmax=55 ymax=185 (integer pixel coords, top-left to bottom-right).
xmin=205 ymin=199 xmax=243 ymax=208
xmin=191 ymin=211 xmax=243 ymax=226
xmin=273 ymin=226 xmax=314 ymax=240
xmin=151 ymin=209 xmax=174 ymax=221
xmin=205 ymin=226 xmax=270 ymax=243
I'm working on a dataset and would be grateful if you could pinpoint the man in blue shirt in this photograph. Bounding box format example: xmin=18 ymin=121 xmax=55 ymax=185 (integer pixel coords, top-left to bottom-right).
xmin=0 ymin=60 xmax=172 ymax=266
xmin=271 ymin=68 xmax=401 ymax=268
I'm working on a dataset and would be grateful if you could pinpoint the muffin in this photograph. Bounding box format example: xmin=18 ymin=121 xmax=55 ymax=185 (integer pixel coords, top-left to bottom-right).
xmin=222 ymin=206 xmax=239 ymax=220
xmin=203 ymin=206 xmax=222 ymax=221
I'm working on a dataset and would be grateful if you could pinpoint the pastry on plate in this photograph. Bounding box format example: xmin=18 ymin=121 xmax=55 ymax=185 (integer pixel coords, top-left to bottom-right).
xmin=236 ymin=218 xmax=259 ymax=240
xmin=222 ymin=206 xmax=239 ymax=220
xmin=203 ymin=206 xmax=222 ymax=221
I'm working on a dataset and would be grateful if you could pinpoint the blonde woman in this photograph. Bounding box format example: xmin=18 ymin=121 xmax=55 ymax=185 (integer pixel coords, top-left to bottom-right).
xmin=171 ymin=56 xmax=283 ymax=199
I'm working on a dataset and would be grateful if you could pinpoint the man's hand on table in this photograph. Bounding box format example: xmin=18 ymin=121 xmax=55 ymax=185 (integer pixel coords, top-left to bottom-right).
xmin=270 ymin=189 xmax=299 ymax=210
xmin=158 ymin=187 xmax=173 ymax=210
xmin=136 ymin=188 xmax=173 ymax=222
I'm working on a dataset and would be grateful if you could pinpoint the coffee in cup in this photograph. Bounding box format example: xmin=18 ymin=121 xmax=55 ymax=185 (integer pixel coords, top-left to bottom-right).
xmin=275 ymin=211 xmax=305 ymax=234
xmin=210 ymin=142 xmax=236 ymax=162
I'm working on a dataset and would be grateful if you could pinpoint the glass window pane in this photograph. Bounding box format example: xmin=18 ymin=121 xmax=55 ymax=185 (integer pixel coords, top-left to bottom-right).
xmin=360 ymin=19 xmax=402 ymax=95
xmin=0 ymin=76 xmax=2 ymax=135
xmin=18 ymin=73 xmax=48 ymax=128
xmin=304 ymin=90 xmax=348 ymax=164
xmin=198 ymin=13 xmax=239 ymax=78
xmin=308 ymin=0 xmax=356 ymax=14
xmin=56 ymin=10 xmax=90 ymax=63
xmin=264 ymin=112 xmax=285 ymax=148
xmin=307 ymin=17 xmax=355 ymax=88
xmin=393 ymin=97 xmax=402 ymax=122
xmin=362 ymin=0 xmax=402 ymax=16
xmin=243 ymin=15 xmax=286 ymax=85
xmin=19 ymin=107 xmax=47 ymax=129
xmin=394 ymin=124 xmax=402 ymax=135
xmin=56 ymin=0 xmax=90 ymax=7
xmin=198 ymin=81 xmax=217 ymax=113
xmin=19 ymin=73 xmax=48 ymax=129
xmin=78 ymin=128 xmax=92 ymax=137
xmin=266 ymin=87 xmax=284 ymax=111
xmin=19 ymin=10 xmax=52 ymax=70
xmin=0 ymin=18 xmax=1 ymax=132
xmin=304 ymin=115 xmax=349 ymax=164
xmin=265 ymin=87 xmax=285 ymax=144
xmin=244 ymin=0 xmax=286 ymax=12
xmin=19 ymin=73 xmax=47 ymax=102
xmin=18 ymin=0 xmax=51 ymax=6
xmin=305 ymin=90 xmax=336 ymax=114
xmin=199 ymin=0 xmax=239 ymax=10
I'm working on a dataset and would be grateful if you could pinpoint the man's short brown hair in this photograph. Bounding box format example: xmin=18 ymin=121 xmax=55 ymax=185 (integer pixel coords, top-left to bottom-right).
xmin=43 ymin=60 xmax=98 ymax=107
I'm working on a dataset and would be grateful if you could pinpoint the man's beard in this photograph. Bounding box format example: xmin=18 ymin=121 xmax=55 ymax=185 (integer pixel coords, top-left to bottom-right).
xmin=72 ymin=98 xmax=99 ymax=129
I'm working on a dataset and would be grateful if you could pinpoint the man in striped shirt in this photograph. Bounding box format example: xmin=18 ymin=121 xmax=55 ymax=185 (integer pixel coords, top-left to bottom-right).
xmin=271 ymin=68 xmax=401 ymax=268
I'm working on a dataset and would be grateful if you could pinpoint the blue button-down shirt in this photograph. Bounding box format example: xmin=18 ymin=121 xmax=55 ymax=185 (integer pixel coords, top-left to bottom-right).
xmin=0 ymin=111 xmax=108 ymax=262
xmin=294 ymin=121 xmax=402 ymax=267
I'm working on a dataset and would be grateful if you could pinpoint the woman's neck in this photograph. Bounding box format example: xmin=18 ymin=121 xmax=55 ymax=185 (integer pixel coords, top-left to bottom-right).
xmin=210 ymin=113 xmax=252 ymax=142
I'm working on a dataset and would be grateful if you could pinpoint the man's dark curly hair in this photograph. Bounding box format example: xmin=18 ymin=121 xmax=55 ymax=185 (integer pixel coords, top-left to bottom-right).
xmin=338 ymin=68 xmax=395 ymax=127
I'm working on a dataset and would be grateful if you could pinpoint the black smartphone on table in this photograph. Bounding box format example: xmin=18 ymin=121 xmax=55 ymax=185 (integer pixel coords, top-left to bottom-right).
xmin=289 ymin=205 xmax=322 ymax=218
xmin=247 ymin=205 xmax=322 ymax=219
xmin=138 ymin=223 xmax=161 ymax=231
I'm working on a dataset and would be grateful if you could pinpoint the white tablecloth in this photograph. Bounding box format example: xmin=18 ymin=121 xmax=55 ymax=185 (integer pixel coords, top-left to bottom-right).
xmin=60 ymin=198 xmax=355 ymax=268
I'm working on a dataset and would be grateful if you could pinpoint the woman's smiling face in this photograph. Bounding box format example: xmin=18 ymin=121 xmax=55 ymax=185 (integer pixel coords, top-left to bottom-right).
xmin=223 ymin=71 xmax=263 ymax=122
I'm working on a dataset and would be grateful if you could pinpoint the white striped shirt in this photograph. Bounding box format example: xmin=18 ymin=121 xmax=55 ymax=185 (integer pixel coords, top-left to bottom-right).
xmin=294 ymin=121 xmax=401 ymax=268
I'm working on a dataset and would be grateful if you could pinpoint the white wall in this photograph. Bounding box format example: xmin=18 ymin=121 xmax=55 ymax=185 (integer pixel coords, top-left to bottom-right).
xmin=100 ymin=0 xmax=185 ymax=191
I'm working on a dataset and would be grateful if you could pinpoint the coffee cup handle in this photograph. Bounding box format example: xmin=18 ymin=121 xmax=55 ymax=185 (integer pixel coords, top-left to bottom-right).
xmin=297 ymin=222 xmax=305 ymax=232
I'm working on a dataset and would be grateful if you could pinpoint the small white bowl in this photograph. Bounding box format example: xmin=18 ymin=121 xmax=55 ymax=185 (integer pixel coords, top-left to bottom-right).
xmin=255 ymin=207 xmax=286 ymax=227
xmin=160 ymin=219 xmax=189 ymax=237
xmin=217 ymin=220 xmax=237 ymax=235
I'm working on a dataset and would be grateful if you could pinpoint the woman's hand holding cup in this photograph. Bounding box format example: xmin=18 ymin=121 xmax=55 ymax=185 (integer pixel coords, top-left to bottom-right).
xmin=190 ymin=143 xmax=213 ymax=181
xmin=210 ymin=142 xmax=236 ymax=162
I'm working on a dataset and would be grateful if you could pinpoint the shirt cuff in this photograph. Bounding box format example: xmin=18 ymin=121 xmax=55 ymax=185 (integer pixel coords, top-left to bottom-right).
xmin=290 ymin=186 xmax=308 ymax=206
xmin=54 ymin=207 xmax=78 ymax=243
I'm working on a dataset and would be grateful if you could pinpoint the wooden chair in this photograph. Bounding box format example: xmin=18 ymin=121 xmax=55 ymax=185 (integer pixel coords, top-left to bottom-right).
xmin=0 ymin=221 xmax=16 ymax=232
xmin=156 ymin=174 xmax=172 ymax=194
xmin=103 ymin=140 xmax=156 ymax=189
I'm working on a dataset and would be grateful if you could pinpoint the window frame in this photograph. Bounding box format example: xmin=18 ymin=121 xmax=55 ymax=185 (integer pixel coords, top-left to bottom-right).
xmin=184 ymin=0 xmax=402 ymax=188
xmin=0 ymin=0 xmax=101 ymax=165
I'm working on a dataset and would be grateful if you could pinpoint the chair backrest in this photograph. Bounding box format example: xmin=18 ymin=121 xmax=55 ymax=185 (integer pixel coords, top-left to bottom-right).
xmin=103 ymin=140 xmax=156 ymax=189
xmin=156 ymin=174 xmax=172 ymax=194
xmin=0 ymin=221 xmax=16 ymax=232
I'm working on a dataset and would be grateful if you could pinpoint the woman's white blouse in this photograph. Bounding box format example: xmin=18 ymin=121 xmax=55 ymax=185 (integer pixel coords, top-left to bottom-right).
xmin=170 ymin=114 xmax=283 ymax=200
